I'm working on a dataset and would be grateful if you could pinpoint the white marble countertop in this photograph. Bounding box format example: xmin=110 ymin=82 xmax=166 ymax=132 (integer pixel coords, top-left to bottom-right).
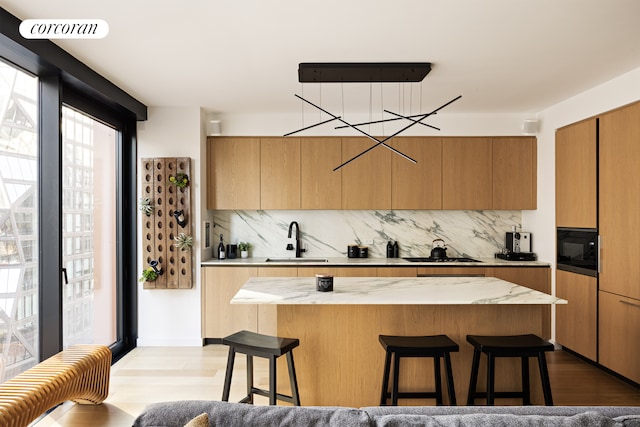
xmin=231 ymin=276 xmax=567 ymax=305
xmin=202 ymin=256 xmax=550 ymax=268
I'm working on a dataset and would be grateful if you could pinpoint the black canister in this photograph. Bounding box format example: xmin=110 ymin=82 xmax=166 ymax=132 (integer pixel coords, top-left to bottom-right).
xmin=358 ymin=246 xmax=368 ymax=258
xmin=386 ymin=241 xmax=394 ymax=258
xmin=227 ymin=244 xmax=237 ymax=259
xmin=348 ymin=244 xmax=359 ymax=258
xmin=315 ymin=274 xmax=333 ymax=292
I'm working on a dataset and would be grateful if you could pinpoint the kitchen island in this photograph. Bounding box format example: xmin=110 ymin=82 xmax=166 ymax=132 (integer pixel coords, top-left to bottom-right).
xmin=231 ymin=276 xmax=566 ymax=407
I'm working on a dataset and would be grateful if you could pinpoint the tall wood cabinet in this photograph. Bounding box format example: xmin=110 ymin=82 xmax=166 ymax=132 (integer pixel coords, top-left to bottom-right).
xmin=555 ymin=270 xmax=597 ymax=361
xmin=599 ymin=102 xmax=640 ymax=300
xmin=555 ymin=119 xmax=597 ymax=228
xmin=555 ymin=100 xmax=640 ymax=383
xmin=597 ymin=101 xmax=640 ymax=383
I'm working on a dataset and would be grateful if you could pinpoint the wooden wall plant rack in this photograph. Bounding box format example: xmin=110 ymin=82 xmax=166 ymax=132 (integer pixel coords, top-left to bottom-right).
xmin=141 ymin=157 xmax=193 ymax=289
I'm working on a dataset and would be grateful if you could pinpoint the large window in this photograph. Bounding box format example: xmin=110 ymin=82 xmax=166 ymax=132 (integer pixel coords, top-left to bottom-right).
xmin=0 ymin=60 xmax=39 ymax=382
xmin=1 ymin=6 xmax=143 ymax=379
xmin=62 ymin=106 xmax=117 ymax=348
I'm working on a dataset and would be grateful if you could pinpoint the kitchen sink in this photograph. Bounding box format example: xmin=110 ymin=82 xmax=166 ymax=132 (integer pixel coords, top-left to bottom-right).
xmin=265 ymin=257 xmax=329 ymax=263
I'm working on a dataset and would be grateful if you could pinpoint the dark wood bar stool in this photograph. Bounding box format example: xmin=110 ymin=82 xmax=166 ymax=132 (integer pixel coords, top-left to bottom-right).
xmin=221 ymin=330 xmax=300 ymax=406
xmin=466 ymin=334 xmax=555 ymax=406
xmin=379 ymin=334 xmax=459 ymax=406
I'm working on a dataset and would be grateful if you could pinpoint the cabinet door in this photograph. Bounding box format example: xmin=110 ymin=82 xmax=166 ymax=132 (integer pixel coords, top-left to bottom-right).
xmin=206 ymin=137 xmax=261 ymax=209
xmin=297 ymin=267 xmax=378 ymax=277
xmin=417 ymin=267 xmax=486 ymax=277
xmin=261 ymin=137 xmax=301 ymax=209
xmin=377 ymin=267 xmax=418 ymax=277
xmin=555 ymin=270 xmax=597 ymax=361
xmin=493 ymin=137 xmax=537 ymax=210
xmin=599 ymin=290 xmax=640 ymax=383
xmin=442 ymin=138 xmax=492 ymax=209
xmin=300 ymin=137 xmax=342 ymax=209
xmin=391 ymin=137 xmax=442 ymax=209
xmin=555 ymin=119 xmax=597 ymax=228
xmin=201 ymin=267 xmax=258 ymax=339
xmin=341 ymin=137 xmax=391 ymax=209
xmin=599 ymin=102 xmax=640 ymax=300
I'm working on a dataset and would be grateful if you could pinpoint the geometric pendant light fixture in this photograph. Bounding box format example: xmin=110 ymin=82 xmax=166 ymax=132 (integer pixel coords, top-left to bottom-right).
xmin=284 ymin=62 xmax=461 ymax=171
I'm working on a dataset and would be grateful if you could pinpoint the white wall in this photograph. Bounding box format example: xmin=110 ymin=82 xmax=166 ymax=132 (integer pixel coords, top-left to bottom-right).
xmin=137 ymin=107 xmax=206 ymax=346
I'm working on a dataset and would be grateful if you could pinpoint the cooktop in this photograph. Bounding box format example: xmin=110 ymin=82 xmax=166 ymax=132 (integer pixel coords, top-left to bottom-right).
xmin=403 ymin=257 xmax=480 ymax=263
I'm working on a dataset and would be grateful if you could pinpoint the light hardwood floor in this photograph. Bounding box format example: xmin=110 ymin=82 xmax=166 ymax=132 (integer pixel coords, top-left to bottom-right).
xmin=34 ymin=346 xmax=640 ymax=427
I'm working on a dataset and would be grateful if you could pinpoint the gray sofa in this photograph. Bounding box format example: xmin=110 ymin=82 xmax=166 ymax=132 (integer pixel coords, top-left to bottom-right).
xmin=132 ymin=400 xmax=640 ymax=426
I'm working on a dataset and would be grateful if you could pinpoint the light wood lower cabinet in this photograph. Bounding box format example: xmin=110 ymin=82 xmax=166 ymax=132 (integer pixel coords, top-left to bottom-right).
xmin=201 ymin=267 xmax=258 ymax=339
xmin=598 ymin=290 xmax=640 ymax=383
xmin=555 ymin=270 xmax=597 ymax=361
xmin=201 ymin=266 xmax=297 ymax=339
xmin=202 ymin=265 xmax=551 ymax=340
xmin=297 ymin=267 xmax=378 ymax=277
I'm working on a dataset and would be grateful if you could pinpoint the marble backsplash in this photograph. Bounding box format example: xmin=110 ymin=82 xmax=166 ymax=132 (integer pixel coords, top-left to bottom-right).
xmin=209 ymin=210 xmax=522 ymax=259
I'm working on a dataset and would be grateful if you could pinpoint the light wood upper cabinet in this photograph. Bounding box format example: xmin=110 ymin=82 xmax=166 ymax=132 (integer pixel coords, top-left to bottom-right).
xmin=442 ymin=138 xmax=492 ymax=209
xmin=555 ymin=119 xmax=597 ymax=228
xmin=260 ymin=137 xmax=301 ymax=209
xmin=493 ymin=137 xmax=537 ymax=210
xmin=341 ymin=137 xmax=391 ymax=209
xmin=207 ymin=136 xmax=536 ymax=211
xmin=206 ymin=137 xmax=261 ymax=210
xmin=555 ymin=270 xmax=597 ymax=361
xmin=391 ymin=137 xmax=442 ymax=209
xmin=599 ymin=102 xmax=640 ymax=300
xmin=300 ymin=137 xmax=342 ymax=209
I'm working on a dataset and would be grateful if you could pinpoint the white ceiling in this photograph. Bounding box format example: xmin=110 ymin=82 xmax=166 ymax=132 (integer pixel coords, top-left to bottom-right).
xmin=3 ymin=0 xmax=640 ymax=116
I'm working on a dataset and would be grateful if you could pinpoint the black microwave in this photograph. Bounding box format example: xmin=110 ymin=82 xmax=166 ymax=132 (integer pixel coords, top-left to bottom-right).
xmin=557 ymin=228 xmax=599 ymax=277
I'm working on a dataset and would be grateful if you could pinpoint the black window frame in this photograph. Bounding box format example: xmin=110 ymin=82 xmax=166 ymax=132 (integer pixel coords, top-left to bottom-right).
xmin=1 ymin=6 xmax=145 ymax=363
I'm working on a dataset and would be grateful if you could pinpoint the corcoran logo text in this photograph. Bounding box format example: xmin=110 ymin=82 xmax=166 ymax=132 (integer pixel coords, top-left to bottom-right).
xmin=19 ymin=19 xmax=109 ymax=39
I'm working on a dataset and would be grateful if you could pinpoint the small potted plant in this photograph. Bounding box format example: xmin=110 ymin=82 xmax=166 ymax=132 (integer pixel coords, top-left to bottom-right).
xmin=138 ymin=197 xmax=154 ymax=216
xmin=138 ymin=266 xmax=158 ymax=283
xmin=238 ymin=242 xmax=252 ymax=258
xmin=174 ymin=233 xmax=194 ymax=251
xmin=168 ymin=173 xmax=189 ymax=188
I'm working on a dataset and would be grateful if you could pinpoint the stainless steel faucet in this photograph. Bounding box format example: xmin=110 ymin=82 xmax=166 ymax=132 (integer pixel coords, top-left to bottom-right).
xmin=287 ymin=221 xmax=305 ymax=257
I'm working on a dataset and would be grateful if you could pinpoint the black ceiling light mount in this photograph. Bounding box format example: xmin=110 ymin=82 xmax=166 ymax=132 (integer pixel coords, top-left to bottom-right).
xmin=298 ymin=62 xmax=432 ymax=83
xmin=286 ymin=62 xmax=460 ymax=171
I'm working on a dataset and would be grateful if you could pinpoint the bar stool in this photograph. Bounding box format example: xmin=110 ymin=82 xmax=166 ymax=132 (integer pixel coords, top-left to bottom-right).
xmin=221 ymin=330 xmax=300 ymax=406
xmin=466 ymin=334 xmax=554 ymax=406
xmin=379 ymin=334 xmax=459 ymax=406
